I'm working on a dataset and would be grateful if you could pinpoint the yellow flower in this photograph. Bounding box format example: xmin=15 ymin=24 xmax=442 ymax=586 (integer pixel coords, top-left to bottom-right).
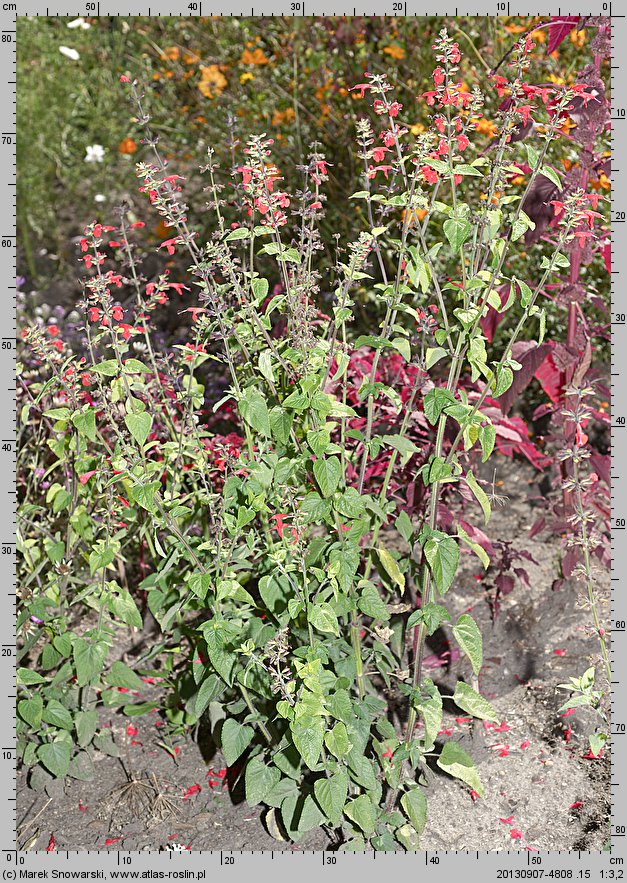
xmin=511 ymin=175 xmax=526 ymax=186
xmin=240 ymin=47 xmax=269 ymax=65
xmin=198 ymin=64 xmax=227 ymax=99
xmin=240 ymin=72 xmax=254 ymax=84
xmin=531 ymin=28 xmax=546 ymax=44
xmin=548 ymin=73 xmax=565 ymax=85
xmin=162 ymin=46 xmax=180 ymax=61
xmin=183 ymin=52 xmax=200 ymax=65
xmin=570 ymin=29 xmax=586 ymax=48
xmin=383 ymin=43 xmax=405 ymax=60
xmin=504 ymin=22 xmax=526 ymax=34
xmin=410 ymin=123 xmax=425 ymax=136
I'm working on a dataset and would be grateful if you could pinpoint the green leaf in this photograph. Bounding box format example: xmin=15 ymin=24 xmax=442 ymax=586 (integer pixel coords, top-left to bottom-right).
xmin=381 ymin=434 xmax=419 ymax=467
xmin=414 ymin=679 xmax=442 ymax=749
xmin=125 ymin=411 xmax=153 ymax=447
xmin=309 ymin=602 xmax=340 ymax=637
xmin=18 ymin=695 xmax=43 ymax=728
xmin=314 ymin=769 xmax=348 ymax=825
xmin=291 ymin=714 xmax=325 ymax=770
xmin=269 ymin=407 xmax=293 ymax=444
xmin=465 ymin=472 xmax=491 ymax=525
xmin=324 ymin=721 xmax=351 ymax=758
xmin=458 ymin=525 xmax=490 ymax=569
xmin=453 ymin=681 xmax=498 ymax=721
xmin=313 ymin=457 xmax=341 ymax=498
xmin=107 ymin=588 xmax=143 ymax=629
xmin=437 ymin=740 xmax=484 ymax=797
xmin=89 ymin=545 xmax=115 ymax=576
xmin=123 ymin=359 xmax=151 ymax=374
xmin=539 ymin=165 xmax=562 ymax=189
xmin=73 ymin=639 xmax=109 ymax=687
xmin=358 ymin=584 xmax=390 ymax=622
xmin=221 ymin=719 xmax=254 ymax=767
xmin=395 ymin=510 xmax=413 ymax=543
xmin=74 ymin=710 xmax=99 ymax=748
xmin=105 ymin=661 xmax=144 ymax=691
xmin=130 ymin=480 xmax=160 ymax=512
xmin=188 ymin=572 xmax=212 ymax=601
xmin=344 ymin=794 xmax=376 ymax=835
xmin=17 ymin=668 xmax=46 ymax=686
xmin=377 ymin=547 xmax=405 ymax=595
xmin=452 ymin=615 xmax=483 ymax=675
xmin=443 ymin=218 xmax=472 ymax=251
xmin=225 ymin=226 xmax=250 ymax=241
xmin=71 ymin=408 xmax=96 ymax=441
xmin=37 ymin=741 xmax=71 ymax=778
xmin=42 ymin=700 xmax=73 ymax=730
xmin=478 ymin=424 xmax=496 ymax=462
xmin=251 ymin=278 xmax=269 ymax=301
xmin=407 ymin=602 xmax=450 ymax=635
xmin=423 ymin=531 xmax=459 ymax=594
xmin=239 ymin=389 xmax=271 ymax=436
xmin=426 ymin=347 xmax=447 ymax=370
xmin=92 ymin=360 xmax=118 ymax=377
xmin=245 ymin=757 xmax=281 ymax=806
xmin=423 ymin=388 xmax=456 ymax=425
xmin=328 ymin=690 xmax=353 ymax=725
xmin=391 ymin=337 xmax=411 ymax=362
xmin=401 ymin=788 xmax=427 ymax=837
xmin=201 ymin=622 xmax=236 ymax=685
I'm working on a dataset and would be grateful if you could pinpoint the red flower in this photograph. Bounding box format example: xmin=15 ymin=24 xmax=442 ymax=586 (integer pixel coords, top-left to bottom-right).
xmin=350 ymin=83 xmax=372 ymax=98
xmin=47 ymin=324 xmax=59 ymax=336
xmin=88 ymin=307 xmax=101 ymax=322
xmin=371 ymin=146 xmax=389 ymax=163
xmin=119 ymin=75 xmax=131 ymax=83
xmin=79 ymin=470 xmax=98 ymax=485
xmin=126 ymin=725 xmax=138 ymax=737
xmin=576 ymin=424 xmax=588 ymax=446
xmin=182 ymin=784 xmax=201 ymax=800
xmin=456 ymin=134 xmax=470 ymax=152
xmin=112 ymin=306 xmax=124 ymax=321
xmin=159 ymin=237 xmax=180 ymax=256
xmin=271 ymin=513 xmax=289 ymax=538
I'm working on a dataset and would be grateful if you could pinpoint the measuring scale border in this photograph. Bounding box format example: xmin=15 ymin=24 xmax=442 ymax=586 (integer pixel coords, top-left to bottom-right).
xmin=6 ymin=4 xmax=624 ymax=876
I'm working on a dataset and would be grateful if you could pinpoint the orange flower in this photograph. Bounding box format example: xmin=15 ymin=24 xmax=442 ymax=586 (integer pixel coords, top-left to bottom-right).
xmin=162 ymin=46 xmax=180 ymax=61
xmin=118 ymin=137 xmax=137 ymax=155
xmin=240 ymin=47 xmax=269 ymax=65
xmin=474 ymin=117 xmax=497 ymax=138
xmin=271 ymin=107 xmax=296 ymax=126
xmin=383 ymin=43 xmax=405 ymax=60
xmin=198 ymin=64 xmax=227 ymax=98
xmin=402 ymin=207 xmax=428 ymax=226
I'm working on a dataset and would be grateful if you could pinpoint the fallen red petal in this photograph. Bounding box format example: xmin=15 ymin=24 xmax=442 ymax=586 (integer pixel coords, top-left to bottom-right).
xmin=499 ymin=816 xmax=514 ymax=825
xmin=569 ymin=801 xmax=584 ymax=809
xmin=511 ymin=829 xmax=523 ymax=839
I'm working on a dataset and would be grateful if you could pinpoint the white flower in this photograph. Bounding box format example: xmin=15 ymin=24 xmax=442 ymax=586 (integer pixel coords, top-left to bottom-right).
xmin=67 ymin=17 xmax=90 ymax=29
xmin=85 ymin=144 xmax=105 ymax=163
xmin=94 ymin=193 xmax=106 ymax=203
xmin=59 ymin=45 xmax=80 ymax=61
